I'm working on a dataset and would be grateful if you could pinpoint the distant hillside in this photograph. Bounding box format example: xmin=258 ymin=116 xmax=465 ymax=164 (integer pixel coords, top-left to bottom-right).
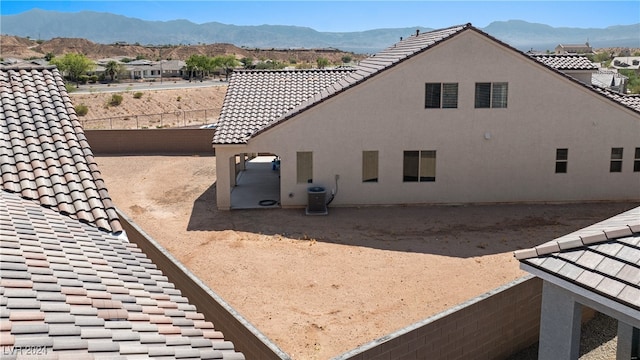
xmin=0 ymin=35 xmax=365 ymax=65
xmin=1 ymin=9 xmax=639 ymax=53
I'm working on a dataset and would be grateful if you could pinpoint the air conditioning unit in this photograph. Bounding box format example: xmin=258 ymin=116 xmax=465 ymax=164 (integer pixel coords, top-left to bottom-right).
xmin=306 ymin=186 xmax=328 ymax=215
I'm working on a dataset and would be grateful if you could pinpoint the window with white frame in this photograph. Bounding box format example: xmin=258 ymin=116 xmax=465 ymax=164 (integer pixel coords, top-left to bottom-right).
xmin=403 ymin=150 xmax=436 ymax=182
xmin=475 ymin=82 xmax=508 ymax=108
xmin=555 ymin=148 xmax=568 ymax=173
xmin=297 ymin=151 xmax=313 ymax=183
xmin=425 ymin=83 xmax=458 ymax=109
xmin=610 ymin=148 xmax=623 ymax=172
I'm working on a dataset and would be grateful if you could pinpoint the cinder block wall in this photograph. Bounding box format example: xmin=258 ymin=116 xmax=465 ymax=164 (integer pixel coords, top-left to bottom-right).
xmin=85 ymin=129 xmax=215 ymax=155
xmin=117 ymin=210 xmax=290 ymax=360
xmin=338 ymin=276 xmax=543 ymax=360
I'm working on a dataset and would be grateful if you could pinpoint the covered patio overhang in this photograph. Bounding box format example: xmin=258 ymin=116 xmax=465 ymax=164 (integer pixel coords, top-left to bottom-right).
xmin=214 ymin=145 xmax=281 ymax=210
xmin=522 ymin=264 xmax=640 ymax=360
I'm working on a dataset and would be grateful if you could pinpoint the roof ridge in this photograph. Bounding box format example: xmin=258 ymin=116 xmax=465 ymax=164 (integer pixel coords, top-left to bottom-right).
xmin=245 ymin=24 xmax=472 ymax=142
xmin=514 ymin=221 xmax=640 ymax=260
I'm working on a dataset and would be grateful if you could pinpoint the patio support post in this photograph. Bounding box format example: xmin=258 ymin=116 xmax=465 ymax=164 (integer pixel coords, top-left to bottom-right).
xmin=616 ymin=321 xmax=638 ymax=360
xmin=538 ymin=281 xmax=582 ymax=360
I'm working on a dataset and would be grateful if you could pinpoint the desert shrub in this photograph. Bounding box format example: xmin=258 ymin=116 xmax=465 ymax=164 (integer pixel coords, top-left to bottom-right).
xmin=74 ymin=103 xmax=89 ymax=116
xmin=109 ymin=94 xmax=123 ymax=106
xmin=89 ymin=75 xmax=98 ymax=83
xmin=176 ymin=96 xmax=182 ymax=102
xmin=133 ymin=92 xmax=144 ymax=99
xmin=78 ymin=74 xmax=89 ymax=84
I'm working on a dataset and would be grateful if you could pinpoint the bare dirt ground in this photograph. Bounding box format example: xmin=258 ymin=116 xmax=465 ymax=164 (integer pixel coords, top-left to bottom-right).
xmin=94 ymin=154 xmax=638 ymax=360
xmin=70 ymin=85 xmax=227 ymax=129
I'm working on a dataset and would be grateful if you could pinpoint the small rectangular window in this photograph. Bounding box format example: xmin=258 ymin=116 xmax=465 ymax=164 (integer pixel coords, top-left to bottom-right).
xmin=425 ymin=83 xmax=458 ymax=109
xmin=555 ymin=148 xmax=568 ymax=173
xmin=634 ymin=148 xmax=640 ymax=172
xmin=475 ymin=83 xmax=491 ymax=108
xmin=403 ymin=150 xmax=436 ymax=182
xmin=425 ymin=83 xmax=441 ymax=108
xmin=492 ymin=83 xmax=508 ymax=108
xmin=297 ymin=151 xmax=313 ymax=183
xmin=362 ymin=151 xmax=379 ymax=182
xmin=610 ymin=148 xmax=623 ymax=172
xmin=475 ymin=82 xmax=508 ymax=108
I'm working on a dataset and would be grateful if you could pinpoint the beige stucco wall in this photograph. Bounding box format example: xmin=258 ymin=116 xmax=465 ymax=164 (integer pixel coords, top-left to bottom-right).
xmin=215 ymin=30 xmax=640 ymax=210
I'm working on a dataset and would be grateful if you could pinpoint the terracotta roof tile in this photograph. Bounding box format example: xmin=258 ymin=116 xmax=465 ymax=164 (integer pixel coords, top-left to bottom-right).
xmin=0 ymin=66 xmax=121 ymax=233
xmin=0 ymin=191 xmax=244 ymax=359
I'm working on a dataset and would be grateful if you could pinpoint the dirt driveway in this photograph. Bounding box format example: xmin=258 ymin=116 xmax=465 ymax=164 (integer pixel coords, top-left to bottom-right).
xmin=95 ymin=154 xmax=637 ymax=360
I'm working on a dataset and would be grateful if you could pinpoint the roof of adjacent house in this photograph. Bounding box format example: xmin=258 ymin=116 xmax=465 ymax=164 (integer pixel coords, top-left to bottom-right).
xmin=515 ymin=206 xmax=640 ymax=311
xmin=529 ymin=54 xmax=598 ymax=71
xmin=0 ymin=190 xmax=244 ymax=360
xmin=213 ymin=24 xmax=640 ymax=146
xmin=1 ymin=65 xmax=245 ymax=359
xmin=0 ymin=65 xmax=121 ymax=234
xmin=213 ymin=68 xmax=355 ymax=144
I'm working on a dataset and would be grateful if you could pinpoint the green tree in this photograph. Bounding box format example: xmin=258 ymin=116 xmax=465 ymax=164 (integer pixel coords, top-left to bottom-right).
xmin=185 ymin=54 xmax=209 ymax=82
xmin=218 ymin=55 xmax=239 ymax=81
xmin=341 ymin=55 xmax=352 ymax=64
xmin=240 ymin=57 xmax=254 ymax=69
xmin=316 ymin=57 xmax=330 ymax=69
xmin=50 ymin=53 xmax=95 ymax=88
xmin=619 ymin=69 xmax=640 ymax=94
xmin=104 ymin=60 xmax=120 ymax=82
xmin=44 ymin=52 xmax=55 ymax=62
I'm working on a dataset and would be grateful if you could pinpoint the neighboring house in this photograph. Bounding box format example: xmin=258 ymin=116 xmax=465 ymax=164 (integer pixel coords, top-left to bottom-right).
xmin=529 ymin=53 xmax=598 ymax=85
xmin=530 ymin=54 xmax=629 ymax=93
xmin=212 ymin=24 xmax=640 ymax=211
xmin=592 ymin=69 xmax=628 ymax=94
xmin=126 ymin=59 xmax=187 ymax=80
xmin=514 ymin=207 xmax=640 ymax=360
xmin=555 ymin=42 xmax=593 ymax=54
xmin=612 ymin=56 xmax=640 ymax=71
xmin=0 ymin=65 xmax=245 ymax=359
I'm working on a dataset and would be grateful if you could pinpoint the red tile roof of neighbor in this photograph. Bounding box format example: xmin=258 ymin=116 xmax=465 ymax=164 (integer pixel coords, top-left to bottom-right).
xmin=515 ymin=206 xmax=640 ymax=311
xmin=0 ymin=65 xmax=245 ymax=359
xmin=214 ymin=24 xmax=640 ymax=145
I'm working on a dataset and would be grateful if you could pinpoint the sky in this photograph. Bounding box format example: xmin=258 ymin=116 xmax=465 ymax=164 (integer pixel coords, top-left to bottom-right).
xmin=1 ymin=1 xmax=638 ymax=32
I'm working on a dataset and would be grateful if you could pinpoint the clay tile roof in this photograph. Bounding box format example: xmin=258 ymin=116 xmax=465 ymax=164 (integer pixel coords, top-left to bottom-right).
xmin=213 ymin=68 xmax=356 ymax=144
xmin=529 ymin=54 xmax=598 ymax=71
xmin=514 ymin=206 xmax=640 ymax=311
xmin=214 ymin=23 xmax=640 ymax=146
xmin=0 ymin=65 xmax=121 ymax=233
xmin=0 ymin=190 xmax=245 ymax=359
xmin=213 ymin=24 xmax=470 ymax=145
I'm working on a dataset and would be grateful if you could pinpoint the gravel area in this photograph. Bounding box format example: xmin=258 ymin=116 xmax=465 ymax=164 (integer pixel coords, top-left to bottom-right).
xmin=508 ymin=311 xmax=618 ymax=360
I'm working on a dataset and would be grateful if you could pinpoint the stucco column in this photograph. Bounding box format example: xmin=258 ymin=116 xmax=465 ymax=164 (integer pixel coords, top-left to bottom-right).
xmin=237 ymin=153 xmax=246 ymax=171
xmin=214 ymin=148 xmax=232 ymax=211
xmin=538 ymin=281 xmax=582 ymax=360
xmin=616 ymin=321 xmax=639 ymax=360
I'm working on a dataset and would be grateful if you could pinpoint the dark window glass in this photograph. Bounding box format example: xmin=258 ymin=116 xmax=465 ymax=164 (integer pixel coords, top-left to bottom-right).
xmin=425 ymin=83 xmax=441 ymax=108
xmin=442 ymin=83 xmax=458 ymax=109
xmin=610 ymin=148 xmax=623 ymax=172
xmin=555 ymin=148 xmax=568 ymax=173
xmin=492 ymin=83 xmax=508 ymax=108
xmin=475 ymin=83 xmax=491 ymax=108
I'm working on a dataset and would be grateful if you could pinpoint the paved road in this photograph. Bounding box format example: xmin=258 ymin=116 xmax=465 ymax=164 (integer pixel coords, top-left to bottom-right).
xmin=72 ymin=79 xmax=228 ymax=94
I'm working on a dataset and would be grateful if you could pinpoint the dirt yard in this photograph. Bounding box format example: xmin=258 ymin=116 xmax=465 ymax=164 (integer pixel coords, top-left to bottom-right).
xmin=94 ymin=154 xmax=638 ymax=359
xmin=70 ymin=84 xmax=227 ymax=129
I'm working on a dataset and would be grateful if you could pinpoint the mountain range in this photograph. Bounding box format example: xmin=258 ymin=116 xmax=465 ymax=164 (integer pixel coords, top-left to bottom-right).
xmin=2 ymin=9 xmax=639 ymax=53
